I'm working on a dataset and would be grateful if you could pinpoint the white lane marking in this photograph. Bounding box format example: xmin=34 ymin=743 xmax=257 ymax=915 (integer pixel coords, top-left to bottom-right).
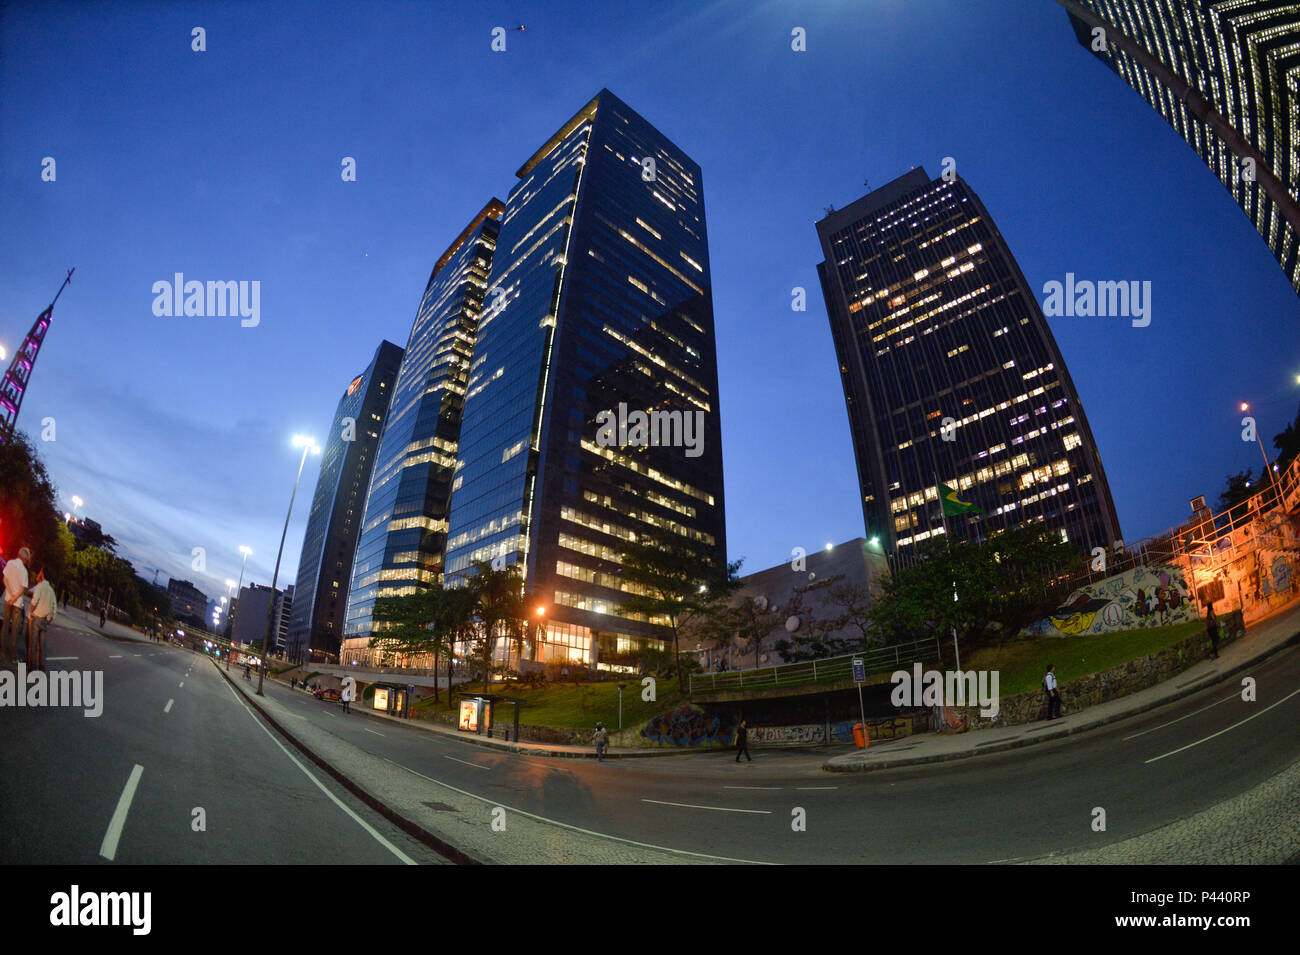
xmin=643 ymin=798 xmax=772 ymax=815
xmin=1146 ymin=686 xmax=1300 ymax=764
xmin=723 ymin=785 xmax=781 ymax=790
xmin=178 ymin=682 xmax=184 ymax=688
xmin=46 ymin=656 xmax=78 ymax=661
xmin=220 ymin=680 xmax=415 ymax=865
xmin=322 ymin=711 xmax=337 ymax=718
xmin=133 ymin=654 xmax=141 ymax=657
xmin=383 ymin=758 xmax=772 ymax=865
xmin=100 ymin=764 xmax=144 ymax=861
xmin=796 ymin=786 xmax=838 ymax=791
xmin=164 ymin=699 xmax=174 ymax=713
xmin=443 ymin=755 xmax=490 ymax=770
xmin=109 ymin=655 xmax=123 ymax=659
xmin=1123 ymin=691 xmax=1239 ymax=740
xmin=362 ymin=728 xmax=385 ymax=737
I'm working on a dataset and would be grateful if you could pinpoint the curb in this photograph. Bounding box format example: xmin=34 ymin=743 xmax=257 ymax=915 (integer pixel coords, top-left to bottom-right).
xmin=824 ymin=629 xmax=1300 ymax=773
xmin=215 ymin=659 xmax=481 ymax=865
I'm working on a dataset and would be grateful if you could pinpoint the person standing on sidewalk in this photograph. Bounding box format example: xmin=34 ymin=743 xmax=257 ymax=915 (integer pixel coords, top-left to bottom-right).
xmin=341 ymin=680 xmax=353 ymax=713
xmin=734 ymin=719 xmax=752 ymax=762
xmin=593 ymin=722 xmax=609 ymax=761
xmin=27 ymin=567 xmax=57 ymax=670
xmin=1205 ymin=604 xmax=1220 ymax=660
xmin=1044 ymin=664 xmax=1062 ymax=720
xmin=2 ymin=547 xmax=30 ymax=661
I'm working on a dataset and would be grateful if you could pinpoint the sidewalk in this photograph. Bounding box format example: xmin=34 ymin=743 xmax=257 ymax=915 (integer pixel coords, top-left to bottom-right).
xmin=263 ymin=676 xmax=710 ymax=760
xmin=825 ymin=598 xmax=1300 ymax=773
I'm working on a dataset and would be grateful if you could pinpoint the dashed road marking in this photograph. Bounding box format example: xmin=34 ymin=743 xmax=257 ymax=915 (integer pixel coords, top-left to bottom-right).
xmin=444 ymin=755 xmax=490 ymax=770
xmin=100 ymin=764 xmax=144 ymax=861
xmin=164 ymin=699 xmax=174 ymax=713
xmin=1146 ymin=686 xmax=1300 ymax=763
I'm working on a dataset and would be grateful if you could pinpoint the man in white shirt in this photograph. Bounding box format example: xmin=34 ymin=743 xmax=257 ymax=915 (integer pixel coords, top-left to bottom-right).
xmin=1044 ymin=664 xmax=1061 ymax=720
xmin=2 ymin=547 xmax=30 ymax=660
xmin=27 ymin=566 xmax=57 ymax=670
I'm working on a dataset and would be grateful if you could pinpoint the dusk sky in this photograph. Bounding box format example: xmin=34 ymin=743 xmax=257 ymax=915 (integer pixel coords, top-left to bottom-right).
xmin=3 ymin=0 xmax=1297 ymax=605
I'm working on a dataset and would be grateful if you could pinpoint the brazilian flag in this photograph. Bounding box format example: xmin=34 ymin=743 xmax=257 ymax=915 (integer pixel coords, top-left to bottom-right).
xmin=939 ymin=482 xmax=981 ymax=516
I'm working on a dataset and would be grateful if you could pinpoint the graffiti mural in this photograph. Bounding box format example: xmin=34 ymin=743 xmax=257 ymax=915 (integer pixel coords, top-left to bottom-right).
xmin=1026 ymin=564 xmax=1195 ymax=636
xmin=640 ymin=704 xmax=735 ymax=747
xmin=1256 ymin=549 xmax=1296 ymax=601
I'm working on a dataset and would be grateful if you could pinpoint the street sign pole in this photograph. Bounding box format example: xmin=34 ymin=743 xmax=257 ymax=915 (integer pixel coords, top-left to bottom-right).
xmin=852 ymin=657 xmax=867 ymax=747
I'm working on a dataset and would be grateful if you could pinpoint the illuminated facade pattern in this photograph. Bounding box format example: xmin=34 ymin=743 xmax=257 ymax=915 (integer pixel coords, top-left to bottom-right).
xmin=443 ymin=89 xmax=726 ymax=665
xmin=341 ymin=204 xmax=504 ymax=655
xmin=816 ymin=168 xmax=1122 ymax=556
xmin=287 ymin=340 xmax=403 ymax=661
xmin=1063 ymin=0 xmax=1300 ymax=294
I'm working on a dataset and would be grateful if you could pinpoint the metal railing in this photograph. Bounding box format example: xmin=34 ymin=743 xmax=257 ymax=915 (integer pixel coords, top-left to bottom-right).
xmin=689 ymin=636 xmax=942 ymax=695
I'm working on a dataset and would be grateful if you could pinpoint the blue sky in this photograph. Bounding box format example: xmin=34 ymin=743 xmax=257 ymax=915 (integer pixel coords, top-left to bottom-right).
xmin=3 ymin=0 xmax=1297 ymax=603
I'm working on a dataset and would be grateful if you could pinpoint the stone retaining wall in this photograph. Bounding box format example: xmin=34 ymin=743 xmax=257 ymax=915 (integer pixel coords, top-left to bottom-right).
xmin=953 ymin=611 xmax=1244 ymax=729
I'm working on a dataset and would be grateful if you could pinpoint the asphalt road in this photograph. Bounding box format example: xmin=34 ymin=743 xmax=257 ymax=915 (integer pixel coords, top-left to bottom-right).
xmin=238 ymin=642 xmax=1300 ymax=864
xmin=0 ymin=614 xmax=446 ymax=864
xmin=3 ymin=612 xmax=1297 ymax=864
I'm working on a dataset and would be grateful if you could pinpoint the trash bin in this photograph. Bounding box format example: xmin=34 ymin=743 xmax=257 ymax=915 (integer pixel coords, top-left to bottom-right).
xmin=852 ymin=723 xmax=870 ymax=749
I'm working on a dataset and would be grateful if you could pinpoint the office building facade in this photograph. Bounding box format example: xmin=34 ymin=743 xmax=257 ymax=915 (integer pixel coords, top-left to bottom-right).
xmin=440 ymin=88 xmax=727 ymax=666
xmin=816 ymin=168 xmax=1122 ymax=557
xmin=287 ymin=340 xmax=404 ymax=662
xmin=1060 ymin=0 xmax=1300 ymax=295
xmin=231 ymin=582 xmax=292 ymax=650
xmin=341 ymin=203 xmax=504 ymax=662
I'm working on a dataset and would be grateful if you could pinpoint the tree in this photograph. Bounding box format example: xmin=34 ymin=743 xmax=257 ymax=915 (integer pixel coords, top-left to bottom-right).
xmin=1218 ymin=469 xmax=1257 ymax=512
xmin=464 ymin=561 xmax=530 ymax=696
xmin=1273 ymin=401 xmax=1300 ymax=472
xmin=615 ymin=529 xmax=742 ymax=693
xmin=870 ymin=524 xmax=1076 ymax=652
xmin=370 ymin=586 xmax=471 ymax=702
xmin=0 ymin=430 xmax=70 ymax=585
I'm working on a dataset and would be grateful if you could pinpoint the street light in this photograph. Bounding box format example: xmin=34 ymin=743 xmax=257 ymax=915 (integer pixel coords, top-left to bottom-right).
xmin=229 ymin=547 xmax=252 ymax=669
xmin=257 ymin=435 xmax=320 ymax=695
xmin=70 ymin=495 xmax=83 ymax=521
xmin=1240 ymin=401 xmax=1273 ymax=484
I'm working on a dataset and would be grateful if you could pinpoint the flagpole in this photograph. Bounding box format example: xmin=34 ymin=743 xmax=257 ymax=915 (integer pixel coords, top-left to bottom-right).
xmin=935 ymin=470 xmax=962 ymax=675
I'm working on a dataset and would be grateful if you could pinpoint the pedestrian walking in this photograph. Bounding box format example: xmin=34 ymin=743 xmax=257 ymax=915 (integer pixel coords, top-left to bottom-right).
xmin=341 ymin=681 xmax=353 ymax=713
xmin=98 ymin=608 xmax=106 ymax=629
xmin=734 ymin=719 xmax=752 ymax=762
xmin=1206 ymin=604 xmax=1220 ymax=660
xmin=1044 ymin=664 xmax=1062 ymax=720
xmin=593 ymin=722 xmax=609 ymax=761
xmin=2 ymin=547 xmax=31 ymax=661
xmin=27 ymin=566 xmax=56 ymax=670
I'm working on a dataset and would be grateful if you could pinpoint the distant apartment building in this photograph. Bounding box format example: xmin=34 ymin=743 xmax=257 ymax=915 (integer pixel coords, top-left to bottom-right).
xmin=816 ymin=168 xmax=1122 ymax=557
xmin=287 ymin=341 xmax=404 ymax=662
xmin=1060 ymin=0 xmax=1300 ymax=295
xmin=167 ymin=578 xmax=209 ymax=624
xmin=231 ymin=583 xmax=293 ymax=651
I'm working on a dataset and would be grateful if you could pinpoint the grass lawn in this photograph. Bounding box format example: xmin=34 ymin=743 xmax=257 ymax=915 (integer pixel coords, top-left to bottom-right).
xmin=414 ymin=678 xmax=685 ymax=730
xmin=965 ymin=619 xmax=1206 ymax=696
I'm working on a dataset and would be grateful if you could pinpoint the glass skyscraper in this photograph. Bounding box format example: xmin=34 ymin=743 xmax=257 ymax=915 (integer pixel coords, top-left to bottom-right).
xmin=1060 ymin=0 xmax=1300 ymax=295
xmin=816 ymin=168 xmax=1122 ymax=558
xmin=341 ymin=202 xmax=504 ymax=662
xmin=286 ymin=339 xmax=403 ymax=662
xmin=443 ymin=88 xmax=726 ymax=666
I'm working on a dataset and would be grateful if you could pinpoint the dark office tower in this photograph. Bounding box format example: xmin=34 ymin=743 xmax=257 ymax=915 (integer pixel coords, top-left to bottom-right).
xmin=341 ymin=202 xmax=504 ymax=660
xmin=444 ymin=89 xmax=726 ymax=667
xmin=816 ymin=168 xmax=1122 ymax=558
xmin=286 ymin=340 xmax=403 ymax=662
xmin=1060 ymin=0 xmax=1300 ymax=295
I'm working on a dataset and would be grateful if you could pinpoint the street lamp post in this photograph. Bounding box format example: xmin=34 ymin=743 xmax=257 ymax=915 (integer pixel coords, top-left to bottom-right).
xmin=1240 ymin=403 xmax=1272 ymax=469
xmin=229 ymin=548 xmax=252 ymax=669
xmin=257 ymin=436 xmax=319 ymax=696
